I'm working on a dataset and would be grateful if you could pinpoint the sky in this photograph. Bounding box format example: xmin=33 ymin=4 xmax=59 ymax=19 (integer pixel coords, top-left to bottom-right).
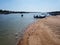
xmin=0 ymin=0 xmax=60 ymax=12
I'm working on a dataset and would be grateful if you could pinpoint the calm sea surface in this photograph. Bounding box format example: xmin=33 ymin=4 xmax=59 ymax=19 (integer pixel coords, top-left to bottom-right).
xmin=0 ymin=13 xmax=38 ymax=45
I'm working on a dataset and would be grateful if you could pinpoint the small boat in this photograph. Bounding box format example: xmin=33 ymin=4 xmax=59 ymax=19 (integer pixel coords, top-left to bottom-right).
xmin=34 ymin=15 xmax=46 ymax=18
xmin=21 ymin=14 xmax=23 ymax=17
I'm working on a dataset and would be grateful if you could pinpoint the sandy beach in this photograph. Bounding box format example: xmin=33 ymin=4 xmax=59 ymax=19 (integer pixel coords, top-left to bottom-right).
xmin=17 ymin=15 xmax=60 ymax=45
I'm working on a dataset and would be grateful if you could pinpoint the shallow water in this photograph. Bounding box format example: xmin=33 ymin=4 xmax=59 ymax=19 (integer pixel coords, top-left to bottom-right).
xmin=0 ymin=13 xmax=36 ymax=45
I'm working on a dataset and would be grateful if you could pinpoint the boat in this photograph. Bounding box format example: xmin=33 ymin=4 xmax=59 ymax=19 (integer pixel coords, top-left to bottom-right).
xmin=34 ymin=15 xmax=46 ymax=18
xmin=21 ymin=14 xmax=23 ymax=17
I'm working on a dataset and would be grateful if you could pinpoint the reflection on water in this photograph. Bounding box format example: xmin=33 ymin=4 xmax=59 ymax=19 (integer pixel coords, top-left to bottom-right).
xmin=0 ymin=13 xmax=36 ymax=45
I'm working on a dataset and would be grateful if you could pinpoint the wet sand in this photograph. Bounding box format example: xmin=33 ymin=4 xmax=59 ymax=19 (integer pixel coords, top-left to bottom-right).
xmin=17 ymin=15 xmax=60 ymax=45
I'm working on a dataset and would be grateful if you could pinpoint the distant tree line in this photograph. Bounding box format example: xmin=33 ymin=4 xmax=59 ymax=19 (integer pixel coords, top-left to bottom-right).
xmin=48 ymin=11 xmax=60 ymax=16
xmin=0 ymin=10 xmax=11 ymax=14
xmin=0 ymin=9 xmax=30 ymax=14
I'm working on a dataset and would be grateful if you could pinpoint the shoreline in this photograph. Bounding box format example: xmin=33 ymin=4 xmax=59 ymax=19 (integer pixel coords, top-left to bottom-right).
xmin=17 ymin=15 xmax=60 ymax=45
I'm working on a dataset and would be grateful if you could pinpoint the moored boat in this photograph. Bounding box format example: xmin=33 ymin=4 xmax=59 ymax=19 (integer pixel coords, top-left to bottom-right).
xmin=34 ymin=15 xmax=46 ymax=18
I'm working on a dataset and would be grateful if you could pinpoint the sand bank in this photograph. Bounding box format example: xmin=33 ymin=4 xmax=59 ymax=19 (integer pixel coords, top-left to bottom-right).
xmin=17 ymin=15 xmax=60 ymax=45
